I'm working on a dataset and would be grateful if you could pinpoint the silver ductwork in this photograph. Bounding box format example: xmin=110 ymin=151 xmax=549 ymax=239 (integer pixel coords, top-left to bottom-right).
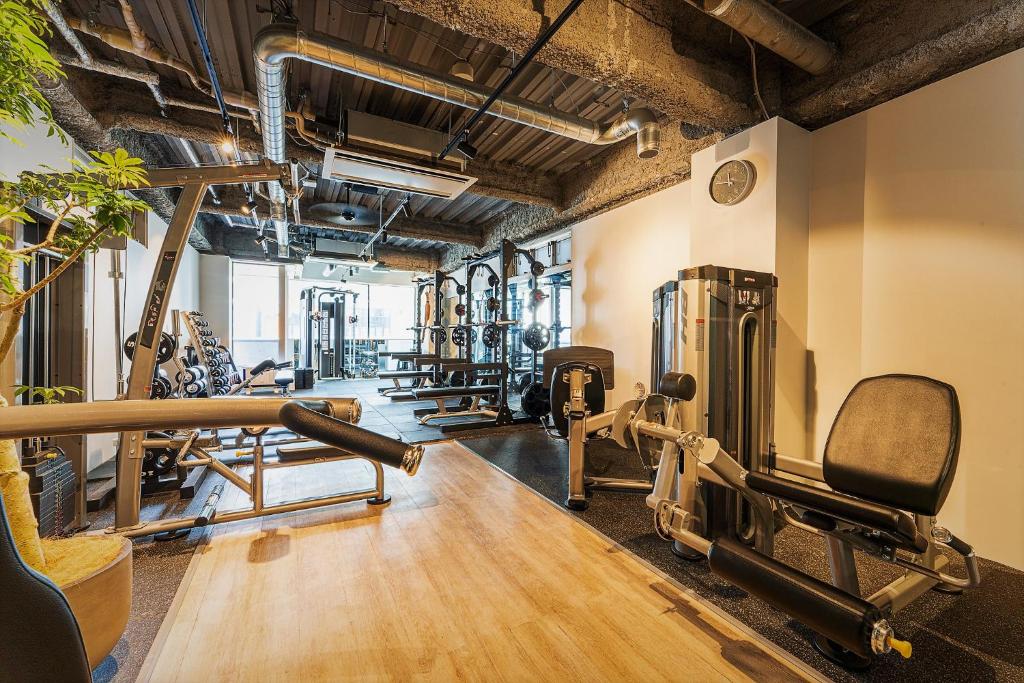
xmin=704 ymin=0 xmax=835 ymax=75
xmin=253 ymin=25 xmax=662 ymax=222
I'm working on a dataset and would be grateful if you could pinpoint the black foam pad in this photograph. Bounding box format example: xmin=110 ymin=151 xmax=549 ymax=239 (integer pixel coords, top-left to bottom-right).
xmin=823 ymin=374 xmax=960 ymax=516
xmin=279 ymin=401 xmax=415 ymax=472
xmin=659 ymin=372 xmax=696 ymax=401
xmin=549 ymin=362 xmax=606 ymax=437
xmin=249 ymin=359 xmax=276 ymax=376
xmin=709 ymin=538 xmax=881 ymax=658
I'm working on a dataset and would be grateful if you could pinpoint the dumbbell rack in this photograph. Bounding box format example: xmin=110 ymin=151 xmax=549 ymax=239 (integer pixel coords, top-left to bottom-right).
xmin=180 ymin=311 xmax=241 ymax=396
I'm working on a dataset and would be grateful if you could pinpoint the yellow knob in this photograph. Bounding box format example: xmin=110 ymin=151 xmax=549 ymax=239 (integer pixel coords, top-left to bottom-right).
xmin=888 ymin=636 xmax=913 ymax=659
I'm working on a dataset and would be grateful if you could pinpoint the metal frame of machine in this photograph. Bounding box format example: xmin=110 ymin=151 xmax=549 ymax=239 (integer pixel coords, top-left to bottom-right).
xmin=634 ymin=264 xmax=980 ymax=667
xmin=0 ymin=160 xmax=423 ymax=538
xmin=299 ymin=285 xmax=360 ymax=380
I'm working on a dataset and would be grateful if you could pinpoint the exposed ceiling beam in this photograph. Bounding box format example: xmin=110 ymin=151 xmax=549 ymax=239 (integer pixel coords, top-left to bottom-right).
xmin=34 ymin=73 xmax=214 ymax=250
xmin=390 ymin=0 xmax=752 ymax=127
xmin=784 ymin=0 xmax=1024 ymax=128
xmin=442 ymin=123 xmax=723 ymax=269
xmin=202 ymin=187 xmax=486 ymax=248
xmin=50 ymin=63 xmax=562 ymax=209
xmin=212 ymin=224 xmax=440 ymax=272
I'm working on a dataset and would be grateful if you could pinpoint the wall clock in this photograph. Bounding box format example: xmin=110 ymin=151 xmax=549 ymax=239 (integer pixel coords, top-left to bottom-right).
xmin=709 ymin=159 xmax=756 ymax=205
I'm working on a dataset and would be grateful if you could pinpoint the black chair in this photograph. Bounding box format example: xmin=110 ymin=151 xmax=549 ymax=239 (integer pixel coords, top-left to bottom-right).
xmin=0 ymin=493 xmax=92 ymax=682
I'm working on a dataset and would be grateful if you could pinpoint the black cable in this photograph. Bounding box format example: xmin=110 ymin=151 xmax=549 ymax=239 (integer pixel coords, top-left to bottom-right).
xmin=438 ymin=0 xmax=587 ymax=159
xmin=185 ymin=0 xmax=231 ymax=134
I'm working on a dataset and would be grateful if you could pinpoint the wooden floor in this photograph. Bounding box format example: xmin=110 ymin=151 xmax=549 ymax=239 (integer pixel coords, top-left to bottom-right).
xmin=141 ymin=442 xmax=814 ymax=682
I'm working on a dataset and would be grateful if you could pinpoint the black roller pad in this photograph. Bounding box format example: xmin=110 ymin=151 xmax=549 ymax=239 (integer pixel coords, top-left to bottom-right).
xmin=279 ymin=401 xmax=412 ymax=471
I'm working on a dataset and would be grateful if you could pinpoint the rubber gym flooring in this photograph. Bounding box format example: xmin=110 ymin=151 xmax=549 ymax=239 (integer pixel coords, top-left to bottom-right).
xmin=458 ymin=428 xmax=1024 ymax=682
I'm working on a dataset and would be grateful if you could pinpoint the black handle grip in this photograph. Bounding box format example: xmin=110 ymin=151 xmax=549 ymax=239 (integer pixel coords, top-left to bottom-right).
xmin=278 ymin=401 xmax=422 ymax=475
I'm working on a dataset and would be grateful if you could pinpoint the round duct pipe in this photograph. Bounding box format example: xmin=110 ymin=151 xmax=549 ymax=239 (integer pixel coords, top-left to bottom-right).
xmin=253 ymin=24 xmax=662 ymax=160
xmin=704 ymin=0 xmax=835 ymax=75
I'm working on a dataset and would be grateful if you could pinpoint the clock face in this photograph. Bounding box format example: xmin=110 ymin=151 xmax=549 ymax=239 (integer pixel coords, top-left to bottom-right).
xmin=709 ymin=159 xmax=756 ymax=205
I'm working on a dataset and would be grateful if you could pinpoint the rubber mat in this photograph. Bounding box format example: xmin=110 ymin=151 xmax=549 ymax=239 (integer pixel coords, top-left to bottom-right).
xmin=459 ymin=427 xmax=1024 ymax=682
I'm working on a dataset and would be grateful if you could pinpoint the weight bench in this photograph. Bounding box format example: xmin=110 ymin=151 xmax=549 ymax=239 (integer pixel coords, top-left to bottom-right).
xmin=270 ymin=442 xmax=390 ymax=504
xmin=377 ymin=370 xmax=434 ymax=396
xmin=411 ymin=385 xmax=500 ymax=425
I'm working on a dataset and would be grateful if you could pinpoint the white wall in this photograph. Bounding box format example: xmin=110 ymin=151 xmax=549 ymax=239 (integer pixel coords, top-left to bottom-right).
xmin=689 ymin=118 xmax=812 ymax=459
xmin=806 ymin=49 xmax=1024 ymax=569
xmin=0 ymin=120 xmax=200 ymax=470
xmin=571 ymin=182 xmax=690 ymax=405
xmin=199 ymin=254 xmax=232 ymax=347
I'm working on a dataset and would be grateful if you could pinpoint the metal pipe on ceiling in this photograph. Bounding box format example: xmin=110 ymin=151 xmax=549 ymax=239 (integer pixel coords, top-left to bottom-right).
xmin=44 ymin=1 xmax=92 ymax=66
xmin=254 ymin=25 xmax=661 ymax=160
xmin=253 ymin=25 xmax=662 ymax=249
xmin=702 ymin=0 xmax=835 ymax=75
xmin=438 ymin=0 xmax=585 ymax=159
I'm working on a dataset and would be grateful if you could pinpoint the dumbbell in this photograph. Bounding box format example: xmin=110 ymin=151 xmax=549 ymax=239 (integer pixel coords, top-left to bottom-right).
xmin=184 ymin=378 xmax=208 ymax=396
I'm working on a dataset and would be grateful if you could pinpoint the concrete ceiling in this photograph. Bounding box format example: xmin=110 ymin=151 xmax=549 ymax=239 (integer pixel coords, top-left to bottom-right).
xmin=40 ymin=0 xmax=1024 ymax=271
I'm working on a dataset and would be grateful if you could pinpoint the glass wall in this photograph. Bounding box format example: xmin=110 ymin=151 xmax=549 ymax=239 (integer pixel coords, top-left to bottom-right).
xmin=231 ymin=262 xmax=281 ymax=366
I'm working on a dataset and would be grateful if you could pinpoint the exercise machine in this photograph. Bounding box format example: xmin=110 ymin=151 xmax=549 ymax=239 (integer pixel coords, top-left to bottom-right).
xmin=633 ymin=265 xmax=979 ymax=667
xmin=299 ymin=285 xmax=359 ymax=380
xmin=541 ymin=346 xmax=660 ymax=510
xmin=95 ymin=160 xmax=421 ymax=533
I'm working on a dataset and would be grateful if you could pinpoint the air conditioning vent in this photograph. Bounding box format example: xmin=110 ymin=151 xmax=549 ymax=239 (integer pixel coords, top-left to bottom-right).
xmin=323 ymin=147 xmax=477 ymax=200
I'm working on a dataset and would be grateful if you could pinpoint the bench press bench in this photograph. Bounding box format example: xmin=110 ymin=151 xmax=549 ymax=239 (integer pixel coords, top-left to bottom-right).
xmin=377 ymin=369 xmax=435 ymax=396
xmin=412 ymin=366 xmax=503 ymax=425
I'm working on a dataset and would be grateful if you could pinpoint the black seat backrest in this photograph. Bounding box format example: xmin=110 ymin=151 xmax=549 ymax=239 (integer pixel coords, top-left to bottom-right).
xmin=823 ymin=374 xmax=961 ymax=516
xmin=541 ymin=346 xmax=614 ymax=389
xmin=0 ymin=493 xmax=92 ymax=682
xmin=549 ymin=362 xmax=607 ymax=437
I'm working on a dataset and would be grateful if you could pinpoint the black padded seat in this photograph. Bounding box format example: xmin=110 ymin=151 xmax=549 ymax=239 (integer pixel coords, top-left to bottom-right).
xmin=378 ymin=370 xmax=433 ymax=379
xmin=0 ymin=495 xmax=92 ymax=682
xmin=746 ymin=472 xmax=928 ymax=553
xmin=542 ymin=346 xmax=614 ymax=389
xmin=413 ymin=386 xmax=499 ymax=399
xmin=823 ymin=374 xmax=960 ymax=516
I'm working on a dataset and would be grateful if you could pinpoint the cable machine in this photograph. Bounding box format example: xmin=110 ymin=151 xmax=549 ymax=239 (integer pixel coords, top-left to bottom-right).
xmin=299 ymin=286 xmax=359 ymax=380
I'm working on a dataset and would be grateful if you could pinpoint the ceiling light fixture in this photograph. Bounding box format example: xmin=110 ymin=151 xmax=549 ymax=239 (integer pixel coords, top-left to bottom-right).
xmin=240 ymin=199 xmax=258 ymax=216
xmin=219 ymin=137 xmax=236 ymax=155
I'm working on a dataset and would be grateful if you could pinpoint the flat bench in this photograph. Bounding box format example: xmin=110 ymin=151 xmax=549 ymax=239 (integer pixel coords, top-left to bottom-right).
xmin=412 ymin=385 xmax=501 ymax=425
xmin=379 ymin=370 xmax=434 ymax=379
xmin=378 ymin=369 xmax=435 ymax=396
xmin=413 ymin=385 xmax=499 ymax=399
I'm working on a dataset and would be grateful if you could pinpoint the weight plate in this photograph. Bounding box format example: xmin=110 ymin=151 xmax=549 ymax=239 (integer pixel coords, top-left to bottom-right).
xmin=523 ymin=322 xmax=551 ymax=352
xmin=521 ymin=382 xmax=551 ymax=418
xmin=430 ymin=327 xmax=448 ymax=345
xmin=455 ymin=284 xmax=467 ymax=296
xmin=530 ymin=261 xmax=546 ymax=277
xmin=486 ymin=296 xmax=501 ymax=312
xmin=455 ymin=303 xmax=467 ymax=317
xmin=481 ymin=323 xmax=501 ymax=349
xmin=487 ymin=273 xmax=500 ymax=288
xmin=450 ymin=325 xmax=468 ymax=347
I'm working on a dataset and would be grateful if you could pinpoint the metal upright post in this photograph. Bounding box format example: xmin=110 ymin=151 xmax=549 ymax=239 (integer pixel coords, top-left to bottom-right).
xmin=113 ymin=183 xmax=206 ymax=530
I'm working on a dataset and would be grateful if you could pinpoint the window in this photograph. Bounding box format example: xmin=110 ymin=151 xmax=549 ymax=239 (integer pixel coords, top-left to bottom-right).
xmin=231 ymin=262 xmax=281 ymax=366
xmin=287 ymin=276 xmax=416 ymax=368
